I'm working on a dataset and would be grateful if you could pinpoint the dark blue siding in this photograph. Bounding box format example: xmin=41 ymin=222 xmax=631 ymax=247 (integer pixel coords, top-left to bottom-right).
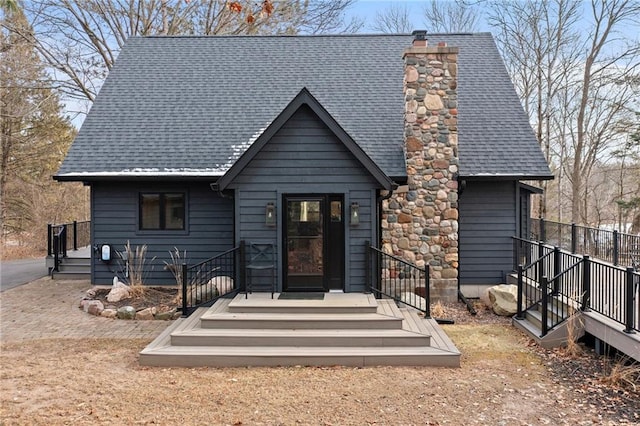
xmin=459 ymin=180 xmax=517 ymax=285
xmin=229 ymin=105 xmax=380 ymax=292
xmin=91 ymin=182 xmax=234 ymax=285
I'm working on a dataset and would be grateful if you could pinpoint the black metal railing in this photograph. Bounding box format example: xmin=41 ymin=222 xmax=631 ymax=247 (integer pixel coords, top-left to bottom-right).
xmin=180 ymin=246 xmax=241 ymax=316
xmin=51 ymin=225 xmax=67 ymax=273
xmin=47 ymin=220 xmax=91 ymax=256
xmin=48 ymin=220 xmax=91 ymax=274
xmin=367 ymin=241 xmax=430 ymax=318
xmin=531 ymin=218 xmax=640 ymax=268
xmin=514 ymin=238 xmax=639 ymax=336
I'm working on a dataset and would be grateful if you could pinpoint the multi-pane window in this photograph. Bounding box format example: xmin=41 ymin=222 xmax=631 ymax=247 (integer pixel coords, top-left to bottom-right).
xmin=139 ymin=193 xmax=185 ymax=230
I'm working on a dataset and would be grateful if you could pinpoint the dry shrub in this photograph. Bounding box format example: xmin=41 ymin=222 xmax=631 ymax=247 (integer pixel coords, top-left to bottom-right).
xmin=601 ymin=357 xmax=640 ymax=392
xmin=561 ymin=311 xmax=584 ymax=358
xmin=431 ymin=300 xmax=446 ymax=318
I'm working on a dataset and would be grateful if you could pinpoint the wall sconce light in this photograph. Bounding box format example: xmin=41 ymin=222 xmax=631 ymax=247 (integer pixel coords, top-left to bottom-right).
xmin=265 ymin=202 xmax=276 ymax=226
xmin=350 ymin=202 xmax=360 ymax=226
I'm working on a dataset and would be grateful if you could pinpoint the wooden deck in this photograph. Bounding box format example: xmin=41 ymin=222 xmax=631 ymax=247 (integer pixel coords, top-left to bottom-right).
xmin=46 ymin=246 xmax=91 ymax=280
xmin=510 ymin=274 xmax=640 ymax=362
xmin=140 ymin=293 xmax=461 ymax=368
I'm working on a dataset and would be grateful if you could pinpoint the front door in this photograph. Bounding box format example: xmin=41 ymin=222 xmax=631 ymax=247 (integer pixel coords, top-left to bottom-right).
xmin=284 ymin=195 xmax=344 ymax=292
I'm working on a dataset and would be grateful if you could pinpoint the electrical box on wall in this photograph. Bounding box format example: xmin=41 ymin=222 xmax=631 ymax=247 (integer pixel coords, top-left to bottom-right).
xmin=100 ymin=244 xmax=112 ymax=263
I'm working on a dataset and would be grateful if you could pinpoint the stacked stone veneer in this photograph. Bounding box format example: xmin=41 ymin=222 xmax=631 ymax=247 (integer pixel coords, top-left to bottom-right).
xmin=381 ymin=41 xmax=459 ymax=302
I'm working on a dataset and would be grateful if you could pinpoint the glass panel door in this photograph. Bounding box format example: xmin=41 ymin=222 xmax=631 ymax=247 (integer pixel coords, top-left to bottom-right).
xmin=285 ymin=198 xmax=324 ymax=291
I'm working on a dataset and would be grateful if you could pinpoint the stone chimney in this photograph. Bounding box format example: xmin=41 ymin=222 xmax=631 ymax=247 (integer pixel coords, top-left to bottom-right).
xmin=381 ymin=30 xmax=459 ymax=302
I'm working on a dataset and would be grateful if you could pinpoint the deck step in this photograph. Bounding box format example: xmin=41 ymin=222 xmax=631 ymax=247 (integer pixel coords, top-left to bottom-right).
xmin=172 ymin=327 xmax=430 ymax=347
xmin=50 ymin=256 xmax=91 ymax=280
xmin=200 ymin=311 xmax=403 ymax=330
xmin=139 ymin=345 xmax=459 ymax=367
xmin=227 ymin=292 xmax=378 ymax=314
xmin=140 ymin=294 xmax=461 ymax=368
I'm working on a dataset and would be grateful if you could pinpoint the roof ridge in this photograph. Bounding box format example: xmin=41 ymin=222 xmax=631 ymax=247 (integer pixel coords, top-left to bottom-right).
xmin=134 ymin=32 xmax=489 ymax=40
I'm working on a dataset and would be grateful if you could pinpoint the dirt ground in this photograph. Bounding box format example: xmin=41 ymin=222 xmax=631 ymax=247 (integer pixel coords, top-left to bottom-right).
xmin=1 ymin=300 xmax=638 ymax=425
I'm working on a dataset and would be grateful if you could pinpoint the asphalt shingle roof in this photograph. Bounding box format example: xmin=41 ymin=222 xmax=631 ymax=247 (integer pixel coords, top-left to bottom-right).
xmin=56 ymin=33 xmax=552 ymax=180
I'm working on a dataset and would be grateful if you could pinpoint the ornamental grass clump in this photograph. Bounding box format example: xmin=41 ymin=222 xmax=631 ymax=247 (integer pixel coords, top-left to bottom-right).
xmin=120 ymin=241 xmax=155 ymax=297
xmin=164 ymin=247 xmax=187 ymax=304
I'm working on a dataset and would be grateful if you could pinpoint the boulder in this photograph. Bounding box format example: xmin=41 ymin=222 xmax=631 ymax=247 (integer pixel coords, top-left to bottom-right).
xmin=82 ymin=300 xmax=104 ymax=315
xmin=87 ymin=300 xmax=104 ymax=316
xmin=486 ymin=284 xmax=518 ymax=316
xmin=101 ymin=309 xmax=117 ymax=319
xmin=155 ymin=309 xmax=176 ymax=321
xmin=209 ymin=276 xmax=234 ymax=295
xmin=107 ymin=277 xmax=131 ymax=303
xmin=136 ymin=307 xmax=155 ymax=320
xmin=399 ymin=292 xmax=428 ymax=312
xmin=187 ymin=282 xmax=220 ymax=304
xmin=107 ymin=287 xmax=130 ymax=303
xmin=116 ymin=306 xmax=136 ymax=320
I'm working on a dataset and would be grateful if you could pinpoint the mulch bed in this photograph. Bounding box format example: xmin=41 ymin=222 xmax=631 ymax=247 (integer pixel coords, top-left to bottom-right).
xmin=93 ymin=287 xmax=179 ymax=312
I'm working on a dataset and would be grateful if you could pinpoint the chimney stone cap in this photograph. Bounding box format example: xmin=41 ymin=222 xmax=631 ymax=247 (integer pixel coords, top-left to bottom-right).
xmin=412 ymin=30 xmax=428 ymax=40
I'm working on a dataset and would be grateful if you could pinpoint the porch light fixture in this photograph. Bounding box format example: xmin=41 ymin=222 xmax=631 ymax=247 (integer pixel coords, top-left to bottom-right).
xmin=350 ymin=202 xmax=360 ymax=226
xmin=265 ymin=202 xmax=276 ymax=226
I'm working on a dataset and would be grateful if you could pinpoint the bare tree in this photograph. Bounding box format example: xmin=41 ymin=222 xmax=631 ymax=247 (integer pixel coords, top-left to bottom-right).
xmin=570 ymin=0 xmax=640 ymax=223
xmin=370 ymin=2 xmax=413 ymax=33
xmin=489 ymin=0 xmax=582 ymax=220
xmin=424 ymin=0 xmax=480 ymax=33
xmin=20 ymin=0 xmax=357 ymax=115
xmin=489 ymin=0 xmax=640 ymax=225
xmin=1 ymin=2 xmax=84 ymax=253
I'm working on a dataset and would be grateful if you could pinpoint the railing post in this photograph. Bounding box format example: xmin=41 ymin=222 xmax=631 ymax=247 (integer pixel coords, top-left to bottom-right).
xmin=540 ymin=217 xmax=546 ymax=242
xmin=552 ymin=246 xmax=560 ymax=295
xmin=47 ymin=224 xmax=52 ymax=256
xmin=239 ymin=240 xmax=246 ymax=294
xmin=624 ymin=267 xmax=636 ymax=334
xmin=613 ymin=230 xmax=619 ymax=266
xmin=53 ymin=234 xmax=60 ymax=272
xmin=571 ymin=223 xmax=577 ymax=254
xmin=61 ymin=225 xmax=68 ymax=257
xmin=541 ymin=275 xmax=549 ymax=337
xmin=516 ymin=264 xmax=524 ymax=320
xmin=424 ymin=265 xmax=431 ymax=319
xmin=581 ymin=255 xmax=591 ymax=312
xmin=537 ymin=242 xmax=544 ymax=284
xmin=365 ymin=240 xmax=371 ymax=293
xmin=181 ymin=263 xmax=188 ymax=317
xmin=73 ymin=220 xmax=78 ymax=251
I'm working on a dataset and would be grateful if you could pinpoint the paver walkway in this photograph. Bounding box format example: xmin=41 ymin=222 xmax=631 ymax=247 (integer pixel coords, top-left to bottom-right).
xmin=0 ymin=277 xmax=171 ymax=344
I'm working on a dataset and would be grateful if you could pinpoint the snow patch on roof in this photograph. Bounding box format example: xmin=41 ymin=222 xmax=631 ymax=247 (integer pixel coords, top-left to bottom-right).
xmin=220 ymin=124 xmax=270 ymax=171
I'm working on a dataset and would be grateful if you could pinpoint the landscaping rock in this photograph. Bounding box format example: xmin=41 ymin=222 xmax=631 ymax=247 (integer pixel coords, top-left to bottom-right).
xmin=399 ymin=292 xmax=428 ymax=312
xmin=209 ymin=276 xmax=234 ymax=295
xmin=87 ymin=300 xmax=104 ymax=316
xmin=107 ymin=287 xmax=130 ymax=303
xmin=155 ymin=309 xmax=176 ymax=321
xmin=116 ymin=306 xmax=136 ymax=320
xmin=486 ymin=284 xmax=518 ymax=316
xmin=136 ymin=307 xmax=155 ymax=320
xmin=188 ymin=284 xmax=217 ymax=305
xmin=101 ymin=309 xmax=117 ymax=319
xmin=81 ymin=299 xmax=104 ymax=315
